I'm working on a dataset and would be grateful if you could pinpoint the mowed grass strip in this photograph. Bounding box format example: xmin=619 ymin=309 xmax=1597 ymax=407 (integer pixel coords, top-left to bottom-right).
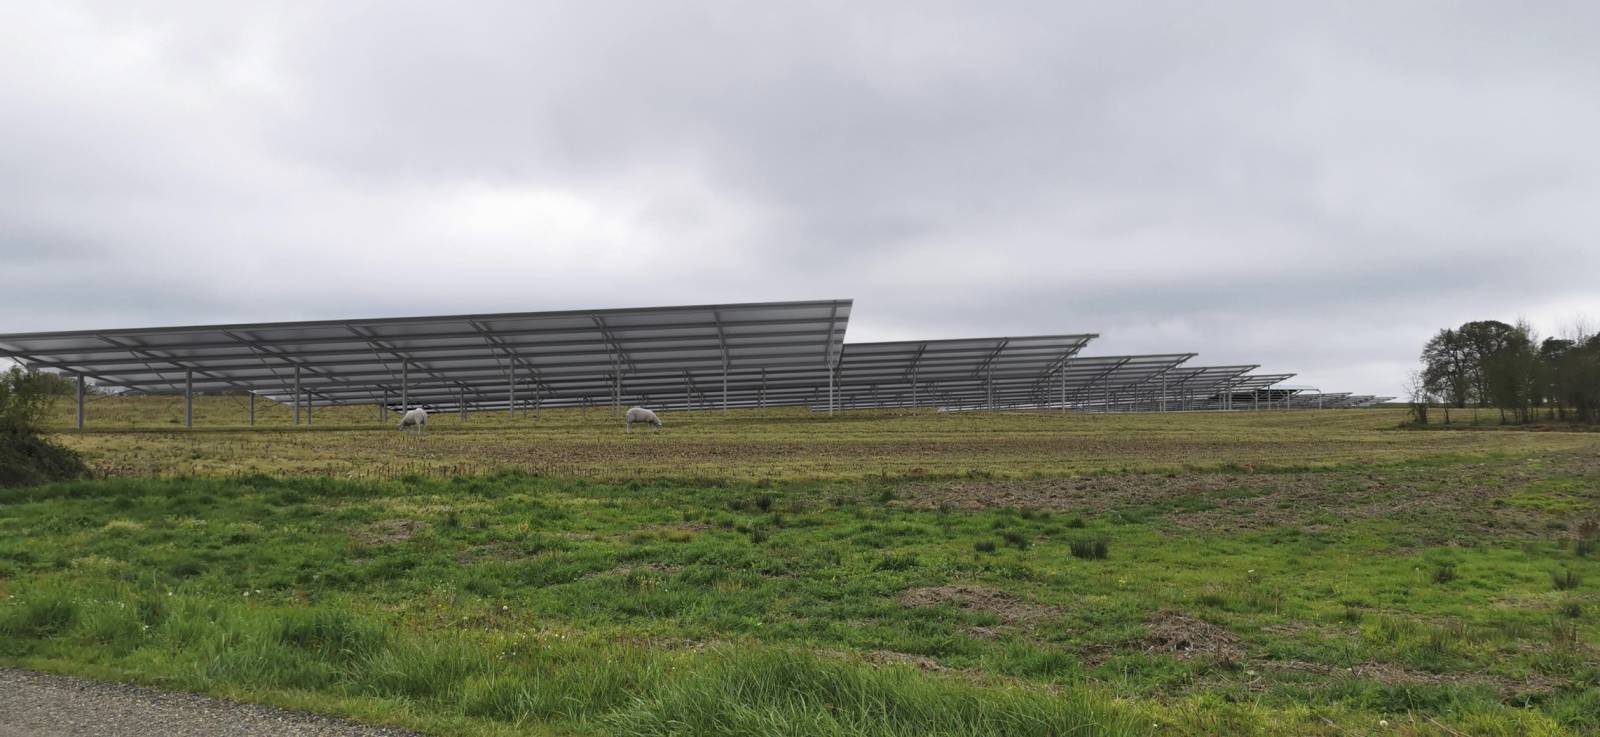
xmin=3 ymin=460 xmax=1597 ymax=736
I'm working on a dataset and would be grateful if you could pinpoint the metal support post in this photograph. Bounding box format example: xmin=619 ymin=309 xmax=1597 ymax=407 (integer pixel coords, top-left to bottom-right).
xmin=249 ymin=393 xmax=255 ymax=426
xmin=828 ymin=367 xmax=835 ymax=414
xmin=185 ymin=369 xmax=194 ymax=428
xmin=460 ymin=387 xmax=467 ymax=421
xmin=722 ymin=367 xmax=728 ymax=413
xmin=293 ymin=365 xmax=301 ymax=424
xmin=307 ymin=394 xmax=313 ymax=426
xmin=508 ymin=365 xmax=515 ymax=418
xmin=1161 ymin=377 xmax=1167 ymax=412
xmin=401 ymin=362 xmax=409 ymax=409
xmin=76 ymin=374 xmax=85 ymax=430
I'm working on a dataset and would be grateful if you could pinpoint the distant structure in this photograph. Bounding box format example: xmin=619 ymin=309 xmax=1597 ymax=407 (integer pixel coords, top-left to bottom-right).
xmin=0 ymin=298 xmax=1387 ymax=429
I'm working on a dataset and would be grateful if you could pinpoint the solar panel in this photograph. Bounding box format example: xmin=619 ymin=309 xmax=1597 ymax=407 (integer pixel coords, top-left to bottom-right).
xmin=0 ymin=299 xmax=852 ymax=415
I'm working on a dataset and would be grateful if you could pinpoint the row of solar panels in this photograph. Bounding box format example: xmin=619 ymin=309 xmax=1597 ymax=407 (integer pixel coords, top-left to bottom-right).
xmin=0 ymin=298 xmax=1383 ymax=414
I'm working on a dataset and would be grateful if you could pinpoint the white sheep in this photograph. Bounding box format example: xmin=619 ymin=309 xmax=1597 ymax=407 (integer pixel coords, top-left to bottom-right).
xmin=397 ymin=406 xmax=428 ymax=434
xmin=624 ymin=406 xmax=662 ymax=433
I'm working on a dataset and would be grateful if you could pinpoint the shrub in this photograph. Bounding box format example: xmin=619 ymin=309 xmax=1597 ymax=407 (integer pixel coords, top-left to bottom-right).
xmin=1069 ymin=539 xmax=1109 ymax=560
xmin=754 ymin=495 xmax=773 ymax=512
xmin=973 ymin=540 xmax=997 ymax=554
xmin=1431 ymin=564 xmax=1457 ymax=584
xmin=1560 ymin=601 xmax=1583 ymax=619
xmin=0 ymin=367 xmax=87 ymax=487
xmin=1552 ymin=569 xmax=1581 ymax=591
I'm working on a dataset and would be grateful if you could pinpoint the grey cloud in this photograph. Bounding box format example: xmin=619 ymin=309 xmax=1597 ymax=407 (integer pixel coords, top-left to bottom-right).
xmin=4 ymin=1 xmax=1600 ymax=397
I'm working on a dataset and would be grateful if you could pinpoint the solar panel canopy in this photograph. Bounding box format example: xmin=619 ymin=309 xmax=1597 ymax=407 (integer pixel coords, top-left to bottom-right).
xmin=816 ymin=335 xmax=1102 ymax=409
xmin=0 ymin=297 xmax=1382 ymax=418
xmin=0 ymin=300 xmax=851 ymax=411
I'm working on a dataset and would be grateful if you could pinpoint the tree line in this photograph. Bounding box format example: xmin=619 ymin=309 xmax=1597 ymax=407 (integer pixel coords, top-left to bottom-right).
xmin=1412 ymin=319 xmax=1600 ymax=424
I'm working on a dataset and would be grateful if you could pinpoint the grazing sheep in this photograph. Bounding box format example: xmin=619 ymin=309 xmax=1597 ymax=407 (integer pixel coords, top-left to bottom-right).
xmin=625 ymin=406 xmax=662 ymax=433
xmin=397 ymin=407 xmax=428 ymax=434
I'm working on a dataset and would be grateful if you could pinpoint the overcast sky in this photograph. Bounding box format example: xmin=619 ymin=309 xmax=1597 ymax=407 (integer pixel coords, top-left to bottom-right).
xmin=5 ymin=2 xmax=1599 ymax=396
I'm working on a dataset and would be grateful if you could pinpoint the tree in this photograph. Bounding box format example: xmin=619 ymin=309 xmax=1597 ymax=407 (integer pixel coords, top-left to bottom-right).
xmin=1457 ymin=320 xmax=1519 ymax=410
xmin=1404 ymin=370 xmax=1431 ymax=425
xmin=1420 ymin=328 xmax=1470 ymax=408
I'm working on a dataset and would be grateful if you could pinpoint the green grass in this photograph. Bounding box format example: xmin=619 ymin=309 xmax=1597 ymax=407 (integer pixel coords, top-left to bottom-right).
xmin=3 ymin=457 xmax=1598 ymax=736
xmin=7 ymin=401 xmax=1600 ymax=735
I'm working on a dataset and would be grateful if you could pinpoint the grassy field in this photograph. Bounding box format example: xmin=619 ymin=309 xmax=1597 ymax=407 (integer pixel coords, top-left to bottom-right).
xmin=3 ymin=398 xmax=1598 ymax=736
xmin=43 ymin=397 xmax=1600 ymax=481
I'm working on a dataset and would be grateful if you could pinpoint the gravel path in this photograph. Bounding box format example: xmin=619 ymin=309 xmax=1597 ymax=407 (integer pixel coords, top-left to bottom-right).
xmin=0 ymin=668 xmax=425 ymax=737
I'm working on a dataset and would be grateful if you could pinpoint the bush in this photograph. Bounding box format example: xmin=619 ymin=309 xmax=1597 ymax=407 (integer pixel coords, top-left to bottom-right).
xmin=0 ymin=367 xmax=87 ymax=487
xmin=1552 ymin=569 xmax=1581 ymax=591
xmin=0 ymin=433 xmax=87 ymax=487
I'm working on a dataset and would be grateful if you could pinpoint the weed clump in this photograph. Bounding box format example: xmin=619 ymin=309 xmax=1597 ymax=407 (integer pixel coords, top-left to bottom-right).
xmin=1001 ymin=531 xmax=1029 ymax=549
xmin=973 ymin=540 xmax=997 ymax=554
xmin=754 ymin=495 xmax=773 ymax=512
xmin=873 ymin=553 xmax=919 ymax=572
xmin=1069 ymin=538 xmax=1109 ymax=560
xmin=1575 ymin=518 xmax=1599 ymax=557
xmin=1552 ymin=569 xmax=1581 ymax=591
xmin=1431 ymin=564 xmax=1457 ymax=584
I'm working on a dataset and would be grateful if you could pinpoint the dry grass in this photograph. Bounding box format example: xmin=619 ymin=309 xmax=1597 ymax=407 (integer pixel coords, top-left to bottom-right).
xmin=43 ymin=397 xmax=1600 ymax=481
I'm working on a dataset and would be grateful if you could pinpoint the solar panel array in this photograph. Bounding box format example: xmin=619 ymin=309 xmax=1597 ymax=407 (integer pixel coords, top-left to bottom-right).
xmin=0 ymin=300 xmax=850 ymax=415
xmin=0 ymin=297 xmax=1386 ymax=426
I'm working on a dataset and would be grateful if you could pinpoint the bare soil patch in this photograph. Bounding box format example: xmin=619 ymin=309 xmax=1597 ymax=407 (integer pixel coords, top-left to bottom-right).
xmin=349 ymin=518 xmax=430 ymax=545
xmin=586 ymin=562 xmax=684 ymax=579
xmin=898 ymin=585 xmax=1061 ymax=627
xmin=1144 ymin=610 xmax=1245 ymax=663
xmin=1263 ymin=659 xmax=1563 ymax=699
